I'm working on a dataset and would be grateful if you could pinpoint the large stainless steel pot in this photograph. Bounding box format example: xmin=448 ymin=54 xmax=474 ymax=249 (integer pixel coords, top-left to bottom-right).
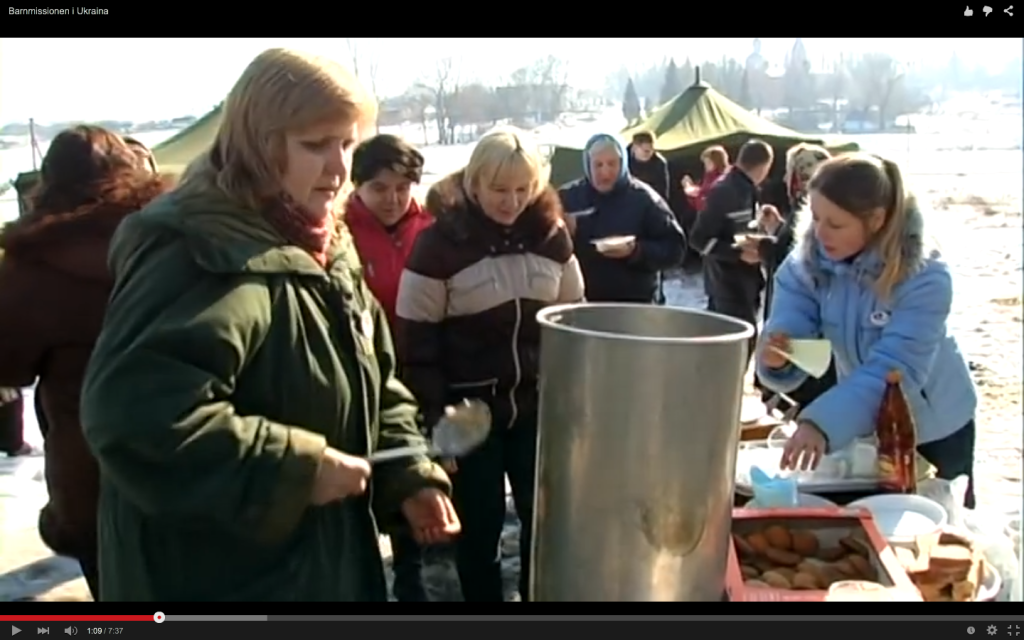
xmin=531 ymin=303 xmax=754 ymax=601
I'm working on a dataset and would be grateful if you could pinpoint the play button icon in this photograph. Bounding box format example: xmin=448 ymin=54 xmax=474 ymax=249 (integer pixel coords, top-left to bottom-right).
xmin=12 ymin=627 xmax=21 ymax=636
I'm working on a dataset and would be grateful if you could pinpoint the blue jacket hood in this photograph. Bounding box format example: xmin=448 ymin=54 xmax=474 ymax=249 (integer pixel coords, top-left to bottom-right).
xmin=582 ymin=133 xmax=629 ymax=185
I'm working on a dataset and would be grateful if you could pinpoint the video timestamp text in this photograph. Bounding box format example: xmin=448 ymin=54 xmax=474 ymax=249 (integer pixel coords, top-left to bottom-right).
xmin=86 ymin=629 xmax=124 ymax=635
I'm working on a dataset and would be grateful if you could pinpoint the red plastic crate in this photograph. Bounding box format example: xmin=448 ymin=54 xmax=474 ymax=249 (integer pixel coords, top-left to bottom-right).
xmin=725 ymin=507 xmax=921 ymax=602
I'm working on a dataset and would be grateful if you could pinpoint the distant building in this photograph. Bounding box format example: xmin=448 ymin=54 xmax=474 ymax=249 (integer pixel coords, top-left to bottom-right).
xmin=745 ymin=38 xmax=769 ymax=113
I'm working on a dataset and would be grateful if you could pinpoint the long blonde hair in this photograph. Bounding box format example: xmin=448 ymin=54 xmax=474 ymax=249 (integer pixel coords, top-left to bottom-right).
xmin=809 ymin=153 xmax=913 ymax=300
xmin=463 ymin=127 xmax=549 ymax=203
xmin=179 ymin=48 xmax=377 ymax=210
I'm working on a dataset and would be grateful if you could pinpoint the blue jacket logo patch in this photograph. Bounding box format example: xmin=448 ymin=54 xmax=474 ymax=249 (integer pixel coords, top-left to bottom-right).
xmin=869 ymin=310 xmax=891 ymax=326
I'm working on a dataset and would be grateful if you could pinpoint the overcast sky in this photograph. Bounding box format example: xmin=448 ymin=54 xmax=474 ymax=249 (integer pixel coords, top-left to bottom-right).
xmin=1 ymin=38 xmax=1019 ymax=124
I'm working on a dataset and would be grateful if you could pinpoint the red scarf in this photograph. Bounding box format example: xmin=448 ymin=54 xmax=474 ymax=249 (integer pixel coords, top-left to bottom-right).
xmin=262 ymin=193 xmax=334 ymax=266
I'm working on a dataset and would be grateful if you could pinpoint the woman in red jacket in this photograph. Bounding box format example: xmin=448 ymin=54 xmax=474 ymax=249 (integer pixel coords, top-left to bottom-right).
xmin=346 ymin=133 xmax=434 ymax=601
xmin=347 ymin=135 xmax=433 ymax=328
xmin=682 ymin=145 xmax=730 ymax=212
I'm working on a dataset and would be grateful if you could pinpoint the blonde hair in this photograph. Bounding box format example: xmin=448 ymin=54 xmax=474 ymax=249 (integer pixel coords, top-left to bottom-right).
xmin=463 ymin=127 xmax=549 ymax=203
xmin=179 ymin=48 xmax=377 ymax=210
xmin=809 ymin=153 xmax=913 ymax=300
xmin=785 ymin=142 xmax=831 ymax=200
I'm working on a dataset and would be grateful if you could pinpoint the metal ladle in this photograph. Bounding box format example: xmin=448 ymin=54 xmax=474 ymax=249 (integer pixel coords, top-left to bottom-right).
xmin=367 ymin=399 xmax=492 ymax=464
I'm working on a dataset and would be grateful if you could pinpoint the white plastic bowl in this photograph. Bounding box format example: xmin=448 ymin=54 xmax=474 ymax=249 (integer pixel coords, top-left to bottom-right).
xmin=847 ymin=494 xmax=948 ymax=546
xmin=592 ymin=235 xmax=635 ymax=252
xmin=976 ymin=562 xmax=1003 ymax=602
xmin=746 ymin=492 xmax=838 ymax=509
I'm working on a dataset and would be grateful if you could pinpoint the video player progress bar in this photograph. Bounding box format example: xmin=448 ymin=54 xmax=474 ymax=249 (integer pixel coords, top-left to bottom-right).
xmin=0 ymin=617 xmax=267 ymax=622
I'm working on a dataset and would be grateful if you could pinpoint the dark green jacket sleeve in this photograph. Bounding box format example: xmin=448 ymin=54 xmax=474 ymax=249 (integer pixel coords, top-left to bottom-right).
xmin=81 ymin=218 xmax=326 ymax=545
xmin=366 ymin=289 xmax=451 ymax=530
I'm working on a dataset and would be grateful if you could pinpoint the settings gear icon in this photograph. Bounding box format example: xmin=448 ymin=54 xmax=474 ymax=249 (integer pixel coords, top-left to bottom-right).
xmin=989 ymin=626 xmax=999 ymax=636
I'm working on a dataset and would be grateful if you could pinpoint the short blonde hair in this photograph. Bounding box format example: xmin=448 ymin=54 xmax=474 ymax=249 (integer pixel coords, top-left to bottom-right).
xmin=463 ymin=127 xmax=549 ymax=203
xmin=180 ymin=48 xmax=377 ymax=209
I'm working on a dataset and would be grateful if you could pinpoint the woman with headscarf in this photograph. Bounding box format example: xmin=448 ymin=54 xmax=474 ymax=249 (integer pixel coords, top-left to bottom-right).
xmin=80 ymin=49 xmax=458 ymax=602
xmin=0 ymin=124 xmax=170 ymax=598
xmin=558 ymin=133 xmax=686 ymax=303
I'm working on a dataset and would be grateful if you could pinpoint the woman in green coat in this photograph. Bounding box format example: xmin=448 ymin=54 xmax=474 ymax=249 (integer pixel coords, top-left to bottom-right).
xmin=80 ymin=48 xmax=459 ymax=602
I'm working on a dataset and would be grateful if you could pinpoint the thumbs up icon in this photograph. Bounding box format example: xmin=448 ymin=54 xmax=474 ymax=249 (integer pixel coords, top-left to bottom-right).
xmin=965 ymin=5 xmax=974 ymax=13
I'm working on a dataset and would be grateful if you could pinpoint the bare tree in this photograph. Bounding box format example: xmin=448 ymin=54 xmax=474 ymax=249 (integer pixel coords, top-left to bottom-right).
xmin=826 ymin=54 xmax=849 ymax=133
xmin=416 ymin=57 xmax=461 ymax=145
xmin=343 ymin=38 xmax=361 ymax=80
xmin=344 ymin=38 xmax=382 ymax=134
xmin=409 ymin=91 xmax=433 ymax=145
xmin=501 ymin=66 xmax=533 ymax=123
xmin=530 ymin=55 xmax=570 ymax=122
xmin=850 ymin=53 xmax=905 ymax=129
xmin=502 ymin=56 xmax=569 ymax=124
xmin=366 ymin=55 xmax=381 ymax=134
xmin=449 ymin=83 xmax=498 ymax=134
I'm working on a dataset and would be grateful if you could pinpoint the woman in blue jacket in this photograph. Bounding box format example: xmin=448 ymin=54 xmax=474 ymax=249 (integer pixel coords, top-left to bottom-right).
xmin=756 ymin=154 xmax=978 ymax=507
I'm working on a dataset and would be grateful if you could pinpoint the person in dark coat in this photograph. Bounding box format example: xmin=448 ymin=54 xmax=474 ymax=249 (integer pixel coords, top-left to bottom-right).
xmin=0 ymin=124 xmax=171 ymax=598
xmin=754 ymin=143 xmax=837 ymax=413
xmin=559 ymin=133 xmax=686 ymax=303
xmin=688 ymin=138 xmax=773 ymax=366
xmin=0 ymin=388 xmax=34 ymax=457
xmin=627 ymin=131 xmax=670 ymax=201
xmin=682 ymin=145 xmax=730 ymax=297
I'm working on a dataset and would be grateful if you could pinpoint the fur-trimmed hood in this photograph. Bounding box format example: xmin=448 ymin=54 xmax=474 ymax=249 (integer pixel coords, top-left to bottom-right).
xmin=795 ymin=198 xmax=932 ymax=282
xmin=423 ymin=171 xmax=568 ymax=246
xmin=0 ymin=175 xmax=170 ymax=282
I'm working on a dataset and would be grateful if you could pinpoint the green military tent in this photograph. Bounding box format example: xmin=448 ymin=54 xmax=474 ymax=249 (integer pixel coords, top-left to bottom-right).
xmin=548 ymin=80 xmax=859 ymax=188
xmin=149 ymin=102 xmax=224 ymax=171
xmin=10 ymin=102 xmax=224 ymax=217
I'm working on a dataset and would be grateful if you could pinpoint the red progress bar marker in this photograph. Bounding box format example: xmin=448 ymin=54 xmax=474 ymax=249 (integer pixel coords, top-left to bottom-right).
xmin=0 ymin=616 xmax=153 ymax=622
